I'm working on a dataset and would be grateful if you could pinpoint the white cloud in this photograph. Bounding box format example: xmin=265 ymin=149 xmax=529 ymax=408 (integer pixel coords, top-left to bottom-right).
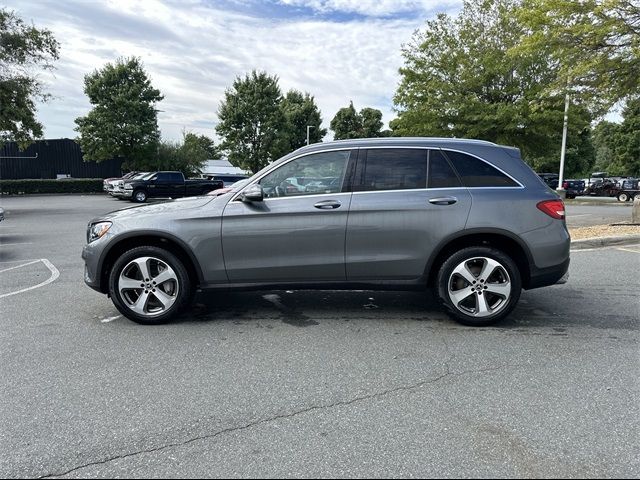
xmin=4 ymin=0 xmax=462 ymax=142
xmin=278 ymin=0 xmax=460 ymax=17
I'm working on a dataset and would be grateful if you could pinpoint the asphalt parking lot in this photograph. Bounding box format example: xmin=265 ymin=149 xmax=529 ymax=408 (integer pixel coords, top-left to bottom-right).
xmin=1 ymin=195 xmax=639 ymax=478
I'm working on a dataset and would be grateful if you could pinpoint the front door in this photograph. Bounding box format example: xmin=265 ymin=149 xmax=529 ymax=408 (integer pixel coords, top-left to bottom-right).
xmin=221 ymin=149 xmax=354 ymax=283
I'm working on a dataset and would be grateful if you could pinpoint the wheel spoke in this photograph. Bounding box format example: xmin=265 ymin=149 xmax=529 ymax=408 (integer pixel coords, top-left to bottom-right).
xmin=450 ymin=286 xmax=474 ymax=305
xmin=134 ymin=258 xmax=151 ymax=281
xmin=485 ymin=282 xmax=511 ymax=298
xmin=479 ymin=258 xmax=501 ymax=281
xmin=476 ymin=293 xmax=490 ymax=315
xmin=119 ymin=277 xmax=143 ymax=290
xmin=153 ymin=268 xmax=176 ymax=286
xmin=452 ymin=262 xmax=476 ymax=284
xmin=130 ymin=291 xmax=151 ymax=314
xmin=153 ymin=289 xmax=175 ymax=309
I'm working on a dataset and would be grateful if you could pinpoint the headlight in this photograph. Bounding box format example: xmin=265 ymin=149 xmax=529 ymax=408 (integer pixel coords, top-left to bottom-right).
xmin=124 ymin=184 xmax=133 ymax=189
xmin=87 ymin=222 xmax=112 ymax=243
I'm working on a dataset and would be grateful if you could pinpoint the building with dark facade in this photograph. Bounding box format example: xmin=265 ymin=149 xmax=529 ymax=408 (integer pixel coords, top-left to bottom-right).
xmin=0 ymin=138 xmax=124 ymax=180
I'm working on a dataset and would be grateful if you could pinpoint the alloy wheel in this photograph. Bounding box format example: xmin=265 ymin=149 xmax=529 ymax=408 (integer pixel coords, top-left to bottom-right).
xmin=447 ymin=256 xmax=512 ymax=318
xmin=118 ymin=256 xmax=179 ymax=317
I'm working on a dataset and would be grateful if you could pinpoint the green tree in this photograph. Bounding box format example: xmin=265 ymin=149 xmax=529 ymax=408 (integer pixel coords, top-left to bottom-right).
xmin=153 ymin=131 xmax=218 ymax=176
xmin=392 ymin=0 xmax=593 ymax=173
xmin=0 ymin=8 xmax=59 ymax=148
xmin=360 ymin=107 xmax=384 ymax=138
xmin=592 ymin=98 xmax=640 ymax=176
xmin=216 ymin=71 xmax=287 ymax=173
xmin=74 ymin=57 xmax=163 ymax=170
xmin=516 ymin=0 xmax=640 ymax=114
xmin=592 ymin=120 xmax=622 ymax=173
xmin=330 ymin=101 xmax=384 ymax=139
xmin=281 ymin=90 xmax=327 ymax=150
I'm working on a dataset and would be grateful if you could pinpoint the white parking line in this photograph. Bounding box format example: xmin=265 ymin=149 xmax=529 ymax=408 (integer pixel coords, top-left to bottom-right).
xmin=0 ymin=242 xmax=34 ymax=247
xmin=0 ymin=259 xmax=60 ymax=299
xmin=616 ymin=246 xmax=640 ymax=254
xmin=0 ymin=260 xmax=41 ymax=273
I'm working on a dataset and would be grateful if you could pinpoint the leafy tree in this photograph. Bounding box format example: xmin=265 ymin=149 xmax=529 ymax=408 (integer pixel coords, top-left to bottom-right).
xmin=360 ymin=108 xmax=384 ymax=138
xmin=592 ymin=120 xmax=622 ymax=173
xmin=74 ymin=57 xmax=163 ymax=170
xmin=0 ymin=8 xmax=59 ymax=148
xmin=516 ymin=0 xmax=640 ymax=115
xmin=330 ymin=101 xmax=384 ymax=139
xmin=281 ymin=90 xmax=327 ymax=150
xmin=152 ymin=132 xmax=218 ymax=176
xmin=391 ymin=0 xmax=593 ymax=173
xmin=216 ymin=70 xmax=287 ymax=173
xmin=592 ymin=98 xmax=640 ymax=176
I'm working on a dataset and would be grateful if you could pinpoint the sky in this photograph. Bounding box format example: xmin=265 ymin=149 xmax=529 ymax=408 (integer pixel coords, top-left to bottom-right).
xmin=6 ymin=0 xmax=463 ymax=143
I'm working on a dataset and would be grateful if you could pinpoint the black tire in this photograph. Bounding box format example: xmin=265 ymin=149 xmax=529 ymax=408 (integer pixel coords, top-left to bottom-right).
xmin=617 ymin=192 xmax=629 ymax=202
xmin=132 ymin=189 xmax=147 ymax=203
xmin=108 ymin=246 xmax=193 ymax=325
xmin=566 ymin=194 xmax=575 ymax=199
xmin=436 ymin=246 xmax=522 ymax=327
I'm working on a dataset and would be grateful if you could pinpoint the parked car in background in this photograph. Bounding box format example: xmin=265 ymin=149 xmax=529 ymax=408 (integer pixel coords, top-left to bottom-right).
xmin=200 ymin=173 xmax=248 ymax=186
xmin=104 ymin=172 xmax=138 ymax=194
xmin=83 ymin=138 xmax=570 ymax=327
xmin=112 ymin=172 xmax=152 ymax=199
xmin=537 ymin=173 xmax=559 ymax=189
xmin=561 ymin=179 xmax=585 ymax=199
xmin=122 ymin=171 xmax=224 ymax=202
xmin=584 ymin=178 xmax=620 ymax=197
xmin=616 ymin=178 xmax=640 ymax=202
xmin=0 ymin=207 xmax=4 ymax=223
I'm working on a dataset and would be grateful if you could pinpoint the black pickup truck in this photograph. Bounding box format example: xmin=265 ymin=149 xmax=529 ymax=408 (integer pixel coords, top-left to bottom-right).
xmin=122 ymin=171 xmax=224 ymax=203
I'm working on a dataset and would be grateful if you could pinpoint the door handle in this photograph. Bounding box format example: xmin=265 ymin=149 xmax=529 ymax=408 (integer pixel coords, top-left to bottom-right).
xmin=314 ymin=200 xmax=341 ymax=209
xmin=429 ymin=196 xmax=458 ymax=205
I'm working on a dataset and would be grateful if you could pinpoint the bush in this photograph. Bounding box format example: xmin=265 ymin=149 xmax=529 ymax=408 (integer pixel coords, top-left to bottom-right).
xmin=0 ymin=179 xmax=104 ymax=195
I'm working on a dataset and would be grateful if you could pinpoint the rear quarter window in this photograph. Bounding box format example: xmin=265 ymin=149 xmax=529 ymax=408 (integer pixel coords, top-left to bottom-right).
xmin=444 ymin=151 xmax=519 ymax=187
xmin=360 ymin=149 xmax=427 ymax=191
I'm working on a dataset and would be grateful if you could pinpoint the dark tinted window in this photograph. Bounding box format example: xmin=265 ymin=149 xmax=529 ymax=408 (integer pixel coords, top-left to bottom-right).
xmin=156 ymin=172 xmax=183 ymax=182
xmin=446 ymin=151 xmax=518 ymax=187
xmin=362 ymin=149 xmax=427 ymax=191
xmin=428 ymin=150 xmax=461 ymax=188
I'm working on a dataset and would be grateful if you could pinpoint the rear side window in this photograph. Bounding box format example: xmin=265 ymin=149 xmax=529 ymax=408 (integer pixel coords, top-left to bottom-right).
xmin=445 ymin=151 xmax=518 ymax=187
xmin=361 ymin=149 xmax=427 ymax=191
xmin=428 ymin=150 xmax=461 ymax=188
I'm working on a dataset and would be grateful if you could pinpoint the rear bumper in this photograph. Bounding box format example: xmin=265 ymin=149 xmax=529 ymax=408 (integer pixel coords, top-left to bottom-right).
xmin=526 ymin=257 xmax=570 ymax=289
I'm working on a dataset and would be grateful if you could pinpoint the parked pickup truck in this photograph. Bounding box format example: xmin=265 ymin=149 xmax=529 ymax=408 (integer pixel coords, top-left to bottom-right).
xmin=122 ymin=171 xmax=224 ymax=203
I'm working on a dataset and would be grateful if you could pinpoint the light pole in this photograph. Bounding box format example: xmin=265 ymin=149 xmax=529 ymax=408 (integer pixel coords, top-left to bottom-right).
xmin=306 ymin=125 xmax=314 ymax=146
xmin=557 ymin=80 xmax=570 ymax=199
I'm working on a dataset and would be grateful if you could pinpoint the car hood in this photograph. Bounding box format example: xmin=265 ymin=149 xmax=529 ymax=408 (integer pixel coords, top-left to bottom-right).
xmin=100 ymin=196 xmax=215 ymax=221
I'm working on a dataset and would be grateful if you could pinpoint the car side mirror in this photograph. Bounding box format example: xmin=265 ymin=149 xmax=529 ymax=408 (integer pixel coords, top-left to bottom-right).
xmin=241 ymin=184 xmax=264 ymax=202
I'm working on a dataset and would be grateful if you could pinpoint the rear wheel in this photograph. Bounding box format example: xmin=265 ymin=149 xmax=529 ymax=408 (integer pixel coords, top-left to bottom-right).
xmin=634 ymin=193 xmax=640 ymax=202
xmin=436 ymin=246 xmax=522 ymax=326
xmin=618 ymin=192 xmax=629 ymax=202
xmin=108 ymin=246 xmax=193 ymax=325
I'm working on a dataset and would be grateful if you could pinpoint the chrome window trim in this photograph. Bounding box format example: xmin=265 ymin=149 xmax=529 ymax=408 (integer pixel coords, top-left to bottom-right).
xmin=230 ymin=147 xmax=354 ymax=202
xmin=439 ymin=148 xmax=524 ymax=189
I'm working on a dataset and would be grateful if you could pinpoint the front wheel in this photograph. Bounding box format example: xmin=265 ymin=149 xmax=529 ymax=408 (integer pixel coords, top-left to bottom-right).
xmin=436 ymin=247 xmax=522 ymax=326
xmin=132 ymin=189 xmax=147 ymax=203
xmin=108 ymin=246 xmax=193 ymax=325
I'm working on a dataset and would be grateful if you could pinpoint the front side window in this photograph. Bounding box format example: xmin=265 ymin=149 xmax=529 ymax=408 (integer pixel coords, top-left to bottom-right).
xmin=444 ymin=151 xmax=518 ymax=187
xmin=259 ymin=150 xmax=350 ymax=198
xmin=360 ymin=149 xmax=427 ymax=191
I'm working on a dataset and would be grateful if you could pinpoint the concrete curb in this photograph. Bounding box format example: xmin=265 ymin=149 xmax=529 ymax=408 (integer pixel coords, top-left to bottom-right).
xmin=571 ymin=234 xmax=640 ymax=250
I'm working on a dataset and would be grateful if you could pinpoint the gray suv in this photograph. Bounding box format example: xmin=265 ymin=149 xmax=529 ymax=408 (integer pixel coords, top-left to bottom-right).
xmin=82 ymin=138 xmax=570 ymax=326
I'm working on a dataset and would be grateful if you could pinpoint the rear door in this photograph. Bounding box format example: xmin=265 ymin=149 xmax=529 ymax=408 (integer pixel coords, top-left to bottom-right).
xmin=345 ymin=148 xmax=472 ymax=280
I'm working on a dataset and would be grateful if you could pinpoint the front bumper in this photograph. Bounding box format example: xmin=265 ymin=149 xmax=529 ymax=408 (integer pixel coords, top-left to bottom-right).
xmin=82 ymin=242 xmax=104 ymax=292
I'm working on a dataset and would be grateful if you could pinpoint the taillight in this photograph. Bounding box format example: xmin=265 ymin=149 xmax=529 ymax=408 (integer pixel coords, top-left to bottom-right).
xmin=537 ymin=199 xmax=565 ymax=220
